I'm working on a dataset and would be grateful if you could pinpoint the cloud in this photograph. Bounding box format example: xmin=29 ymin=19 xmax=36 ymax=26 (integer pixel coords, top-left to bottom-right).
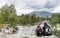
xmin=45 ymin=0 xmax=60 ymax=8
xmin=9 ymin=0 xmax=48 ymax=9
xmin=16 ymin=9 xmax=33 ymax=15
xmin=8 ymin=0 xmax=48 ymax=15
xmin=0 ymin=0 xmax=60 ymax=15
xmin=9 ymin=0 xmax=60 ymax=14
xmin=52 ymin=5 xmax=60 ymax=13
xmin=0 ymin=0 xmax=10 ymax=7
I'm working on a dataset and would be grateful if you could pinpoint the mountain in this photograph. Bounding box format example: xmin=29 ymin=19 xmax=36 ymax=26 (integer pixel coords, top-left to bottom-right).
xmin=29 ymin=11 xmax=52 ymax=18
xmin=52 ymin=13 xmax=60 ymax=15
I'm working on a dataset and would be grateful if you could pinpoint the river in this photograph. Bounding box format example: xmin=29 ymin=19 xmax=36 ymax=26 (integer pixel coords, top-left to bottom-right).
xmin=0 ymin=23 xmax=59 ymax=38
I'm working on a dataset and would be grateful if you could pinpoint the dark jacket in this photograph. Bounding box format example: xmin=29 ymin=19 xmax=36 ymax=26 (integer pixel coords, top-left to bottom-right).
xmin=43 ymin=24 xmax=52 ymax=36
xmin=35 ymin=26 xmax=42 ymax=36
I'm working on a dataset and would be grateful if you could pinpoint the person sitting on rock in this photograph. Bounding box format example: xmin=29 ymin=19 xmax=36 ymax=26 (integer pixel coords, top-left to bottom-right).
xmin=35 ymin=23 xmax=42 ymax=36
xmin=42 ymin=22 xmax=52 ymax=36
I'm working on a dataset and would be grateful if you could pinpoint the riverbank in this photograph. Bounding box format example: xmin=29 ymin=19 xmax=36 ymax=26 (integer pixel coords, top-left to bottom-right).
xmin=0 ymin=23 xmax=59 ymax=38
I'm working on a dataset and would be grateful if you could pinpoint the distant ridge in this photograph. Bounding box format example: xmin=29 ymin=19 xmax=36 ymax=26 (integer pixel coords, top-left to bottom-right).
xmin=52 ymin=13 xmax=60 ymax=15
xmin=29 ymin=11 xmax=52 ymax=18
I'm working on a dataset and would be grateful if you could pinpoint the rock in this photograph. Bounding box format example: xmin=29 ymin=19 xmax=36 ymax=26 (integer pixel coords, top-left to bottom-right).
xmin=0 ymin=26 xmax=58 ymax=38
xmin=28 ymin=35 xmax=58 ymax=38
xmin=13 ymin=27 xmax=18 ymax=34
xmin=23 ymin=37 xmax=29 ymax=38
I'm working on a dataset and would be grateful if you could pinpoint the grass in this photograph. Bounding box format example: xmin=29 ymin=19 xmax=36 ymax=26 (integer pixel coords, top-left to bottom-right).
xmin=53 ymin=30 xmax=60 ymax=38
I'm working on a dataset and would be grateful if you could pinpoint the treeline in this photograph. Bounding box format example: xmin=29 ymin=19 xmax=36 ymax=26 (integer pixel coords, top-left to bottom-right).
xmin=50 ymin=14 xmax=60 ymax=27
xmin=0 ymin=4 xmax=44 ymax=27
xmin=0 ymin=4 xmax=60 ymax=27
xmin=17 ymin=14 xmax=43 ymax=25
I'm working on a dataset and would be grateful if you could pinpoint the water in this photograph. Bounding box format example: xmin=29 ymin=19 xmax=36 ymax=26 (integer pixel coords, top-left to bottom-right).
xmin=0 ymin=24 xmax=59 ymax=38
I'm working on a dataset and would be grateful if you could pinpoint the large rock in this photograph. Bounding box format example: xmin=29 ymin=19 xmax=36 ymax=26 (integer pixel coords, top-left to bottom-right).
xmin=22 ymin=35 xmax=58 ymax=38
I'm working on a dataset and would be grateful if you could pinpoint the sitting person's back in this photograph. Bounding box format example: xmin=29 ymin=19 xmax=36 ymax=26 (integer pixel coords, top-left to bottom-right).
xmin=43 ymin=22 xmax=52 ymax=36
xmin=35 ymin=23 xmax=42 ymax=36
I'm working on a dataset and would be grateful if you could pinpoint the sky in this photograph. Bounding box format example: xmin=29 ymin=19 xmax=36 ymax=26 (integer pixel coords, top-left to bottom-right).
xmin=0 ymin=0 xmax=60 ymax=15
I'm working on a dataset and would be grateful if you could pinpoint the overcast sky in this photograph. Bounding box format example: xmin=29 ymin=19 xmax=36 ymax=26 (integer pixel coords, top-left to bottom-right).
xmin=0 ymin=0 xmax=60 ymax=15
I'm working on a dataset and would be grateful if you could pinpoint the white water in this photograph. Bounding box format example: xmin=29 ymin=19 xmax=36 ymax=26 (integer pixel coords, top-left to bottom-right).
xmin=0 ymin=24 xmax=58 ymax=38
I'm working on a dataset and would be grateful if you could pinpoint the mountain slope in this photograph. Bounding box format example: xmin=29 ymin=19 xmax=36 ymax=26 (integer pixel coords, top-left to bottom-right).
xmin=29 ymin=11 xmax=52 ymax=18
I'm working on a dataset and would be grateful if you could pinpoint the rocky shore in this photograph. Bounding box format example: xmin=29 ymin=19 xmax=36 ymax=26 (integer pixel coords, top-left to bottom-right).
xmin=0 ymin=25 xmax=58 ymax=38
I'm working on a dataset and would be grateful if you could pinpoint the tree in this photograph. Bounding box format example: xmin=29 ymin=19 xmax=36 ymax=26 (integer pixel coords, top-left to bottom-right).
xmin=0 ymin=4 xmax=17 ymax=27
xmin=50 ymin=14 xmax=60 ymax=27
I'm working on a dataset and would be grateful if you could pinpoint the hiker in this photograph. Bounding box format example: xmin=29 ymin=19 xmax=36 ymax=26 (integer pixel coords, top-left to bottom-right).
xmin=42 ymin=22 xmax=52 ymax=36
xmin=35 ymin=23 xmax=42 ymax=36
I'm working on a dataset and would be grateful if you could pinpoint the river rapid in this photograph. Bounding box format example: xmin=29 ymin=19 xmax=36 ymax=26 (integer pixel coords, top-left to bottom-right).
xmin=0 ymin=23 xmax=58 ymax=38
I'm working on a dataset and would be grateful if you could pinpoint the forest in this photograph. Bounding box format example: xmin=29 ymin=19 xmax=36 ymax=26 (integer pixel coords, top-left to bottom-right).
xmin=0 ymin=4 xmax=60 ymax=27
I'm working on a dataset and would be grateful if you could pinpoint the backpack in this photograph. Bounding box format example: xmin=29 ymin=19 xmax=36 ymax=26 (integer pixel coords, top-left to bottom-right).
xmin=44 ymin=25 xmax=52 ymax=35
